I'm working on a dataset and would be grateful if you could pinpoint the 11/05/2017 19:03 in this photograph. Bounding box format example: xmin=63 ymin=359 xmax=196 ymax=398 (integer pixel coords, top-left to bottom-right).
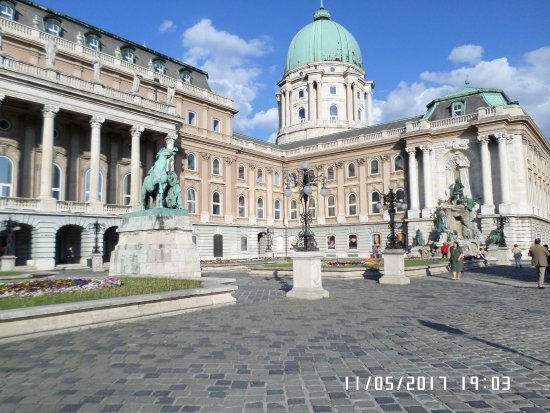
xmin=345 ymin=376 xmax=511 ymax=391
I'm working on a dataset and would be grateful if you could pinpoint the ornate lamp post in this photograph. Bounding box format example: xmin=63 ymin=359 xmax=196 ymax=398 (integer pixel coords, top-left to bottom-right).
xmin=378 ymin=183 xmax=410 ymax=285
xmin=89 ymin=220 xmax=105 ymax=254
xmin=380 ymin=183 xmax=407 ymax=249
xmin=283 ymin=160 xmax=329 ymax=251
xmin=284 ymin=160 xmax=330 ymax=300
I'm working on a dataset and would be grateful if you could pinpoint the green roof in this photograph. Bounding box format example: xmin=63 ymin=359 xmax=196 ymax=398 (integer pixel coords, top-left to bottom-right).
xmin=285 ymin=7 xmax=363 ymax=74
xmin=426 ymin=87 xmax=513 ymax=108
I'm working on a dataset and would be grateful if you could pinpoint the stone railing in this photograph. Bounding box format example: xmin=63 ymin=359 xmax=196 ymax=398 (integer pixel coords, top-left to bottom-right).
xmin=0 ymin=197 xmax=40 ymax=210
xmin=0 ymin=17 xmax=234 ymax=109
xmin=56 ymin=201 xmax=87 ymax=213
xmin=181 ymin=124 xmax=232 ymax=143
xmin=230 ymin=136 xmax=284 ymax=156
xmin=406 ymin=113 xmax=477 ymax=132
xmin=104 ymin=204 xmax=132 ymax=215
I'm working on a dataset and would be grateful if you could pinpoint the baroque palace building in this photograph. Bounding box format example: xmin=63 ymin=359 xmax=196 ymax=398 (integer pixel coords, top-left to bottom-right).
xmin=0 ymin=0 xmax=549 ymax=270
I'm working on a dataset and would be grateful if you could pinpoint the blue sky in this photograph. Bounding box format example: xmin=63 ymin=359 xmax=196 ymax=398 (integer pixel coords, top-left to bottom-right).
xmin=37 ymin=0 xmax=550 ymax=141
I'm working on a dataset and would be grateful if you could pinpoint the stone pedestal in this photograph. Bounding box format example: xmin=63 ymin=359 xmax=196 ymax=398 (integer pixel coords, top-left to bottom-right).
xmin=491 ymin=247 xmax=510 ymax=266
xmin=109 ymin=208 xmax=201 ymax=279
xmin=287 ymin=251 xmax=329 ymax=300
xmin=379 ymin=248 xmax=410 ymax=285
xmin=0 ymin=255 xmax=16 ymax=271
xmin=90 ymin=253 xmax=103 ymax=272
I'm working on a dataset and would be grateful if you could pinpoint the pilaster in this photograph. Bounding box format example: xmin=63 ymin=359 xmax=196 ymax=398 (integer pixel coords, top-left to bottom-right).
xmin=130 ymin=125 xmax=144 ymax=209
xmin=477 ymin=134 xmax=494 ymax=214
xmin=406 ymin=146 xmax=420 ymax=219
xmin=38 ymin=105 xmax=59 ymax=211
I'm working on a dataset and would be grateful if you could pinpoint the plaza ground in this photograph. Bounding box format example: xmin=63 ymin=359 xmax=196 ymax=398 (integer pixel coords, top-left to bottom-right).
xmin=0 ymin=266 xmax=548 ymax=413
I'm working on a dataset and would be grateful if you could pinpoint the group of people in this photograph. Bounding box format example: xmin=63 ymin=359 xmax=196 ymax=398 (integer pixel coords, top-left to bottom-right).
xmin=444 ymin=239 xmax=550 ymax=288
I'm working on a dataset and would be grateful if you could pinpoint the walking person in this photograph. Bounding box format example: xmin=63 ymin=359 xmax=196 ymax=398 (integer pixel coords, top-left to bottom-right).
xmin=512 ymin=244 xmax=522 ymax=268
xmin=527 ymin=238 xmax=550 ymax=289
xmin=449 ymin=241 xmax=464 ymax=280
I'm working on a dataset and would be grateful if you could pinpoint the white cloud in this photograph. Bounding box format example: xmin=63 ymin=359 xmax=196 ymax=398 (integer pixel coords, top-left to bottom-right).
xmin=182 ymin=19 xmax=274 ymax=134
xmin=159 ymin=20 xmax=176 ymax=33
xmin=240 ymin=107 xmax=279 ymax=131
xmin=374 ymin=46 xmax=550 ymax=138
xmin=448 ymin=44 xmax=484 ymax=65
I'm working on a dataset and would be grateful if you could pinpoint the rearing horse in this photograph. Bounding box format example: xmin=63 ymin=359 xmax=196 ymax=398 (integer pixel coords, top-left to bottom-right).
xmin=141 ymin=147 xmax=178 ymax=209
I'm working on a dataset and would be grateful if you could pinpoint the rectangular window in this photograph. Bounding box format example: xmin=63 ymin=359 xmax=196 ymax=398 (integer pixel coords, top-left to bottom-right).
xmin=188 ymin=111 xmax=196 ymax=126
xmin=240 ymin=237 xmax=248 ymax=251
xmin=45 ymin=21 xmax=61 ymax=36
xmin=213 ymin=118 xmax=221 ymax=132
xmin=0 ymin=4 xmax=14 ymax=19
xmin=330 ymin=86 xmax=337 ymax=95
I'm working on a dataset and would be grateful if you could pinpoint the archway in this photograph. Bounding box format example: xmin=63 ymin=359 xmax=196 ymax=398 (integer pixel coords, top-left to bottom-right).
xmin=55 ymin=225 xmax=83 ymax=264
xmin=103 ymin=226 xmax=119 ymax=263
xmin=257 ymin=231 xmax=267 ymax=255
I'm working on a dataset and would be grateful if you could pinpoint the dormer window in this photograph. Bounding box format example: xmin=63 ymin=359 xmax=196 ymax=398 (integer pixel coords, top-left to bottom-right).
xmin=0 ymin=1 xmax=15 ymax=20
xmin=179 ymin=70 xmax=191 ymax=83
xmin=152 ymin=59 xmax=166 ymax=75
xmin=121 ymin=47 xmax=135 ymax=63
xmin=86 ymin=34 xmax=101 ymax=51
xmin=44 ymin=18 xmax=61 ymax=36
xmin=452 ymin=101 xmax=464 ymax=117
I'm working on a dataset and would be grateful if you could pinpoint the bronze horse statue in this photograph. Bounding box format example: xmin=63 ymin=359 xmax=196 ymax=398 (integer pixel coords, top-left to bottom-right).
xmin=141 ymin=147 xmax=179 ymax=209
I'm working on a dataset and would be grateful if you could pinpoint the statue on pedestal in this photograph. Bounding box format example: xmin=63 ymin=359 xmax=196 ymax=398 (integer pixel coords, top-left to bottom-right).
xmin=450 ymin=177 xmax=464 ymax=205
xmin=141 ymin=146 xmax=180 ymax=209
xmin=163 ymin=171 xmax=183 ymax=209
xmin=413 ymin=229 xmax=425 ymax=247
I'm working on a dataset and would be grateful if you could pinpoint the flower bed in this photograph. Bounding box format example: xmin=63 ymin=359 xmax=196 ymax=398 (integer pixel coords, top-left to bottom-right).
xmin=323 ymin=258 xmax=382 ymax=267
xmin=0 ymin=277 xmax=122 ymax=298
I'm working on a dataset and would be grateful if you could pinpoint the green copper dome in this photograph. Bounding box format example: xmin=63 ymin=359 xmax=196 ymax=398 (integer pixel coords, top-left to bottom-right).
xmin=285 ymin=7 xmax=363 ymax=74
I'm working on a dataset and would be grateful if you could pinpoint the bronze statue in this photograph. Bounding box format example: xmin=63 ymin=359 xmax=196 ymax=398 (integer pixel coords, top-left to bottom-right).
xmin=141 ymin=147 xmax=179 ymax=209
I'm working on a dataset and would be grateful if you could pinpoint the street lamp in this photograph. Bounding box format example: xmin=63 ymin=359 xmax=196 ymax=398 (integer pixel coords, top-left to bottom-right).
xmin=89 ymin=220 xmax=105 ymax=254
xmin=2 ymin=218 xmax=20 ymax=256
xmin=283 ymin=160 xmax=329 ymax=251
xmin=380 ymin=183 xmax=407 ymax=249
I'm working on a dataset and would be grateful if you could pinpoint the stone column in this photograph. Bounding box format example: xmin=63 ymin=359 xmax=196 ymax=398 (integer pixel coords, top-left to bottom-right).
xmin=358 ymin=158 xmax=368 ymax=222
xmin=130 ymin=125 xmax=144 ymax=208
xmin=406 ymin=147 xmax=420 ymax=218
xmin=165 ymin=132 xmax=178 ymax=172
xmin=88 ymin=116 xmax=105 ymax=206
xmin=316 ymin=80 xmax=323 ymax=121
xmin=315 ymin=165 xmax=326 ymax=224
xmin=199 ymin=152 xmax=210 ymax=222
xmin=365 ymin=81 xmax=374 ymax=126
xmin=281 ymin=91 xmax=286 ymax=128
xmin=248 ymin=163 xmax=257 ymax=225
xmin=496 ymin=132 xmax=512 ymax=212
xmin=224 ymin=157 xmax=234 ymax=224
xmin=286 ymin=91 xmax=292 ymax=127
xmin=477 ymin=134 xmax=494 ymax=214
xmin=266 ymin=167 xmax=274 ymax=226
xmin=308 ymin=81 xmax=316 ymax=121
xmin=346 ymin=82 xmax=353 ymax=122
xmin=420 ymin=145 xmax=433 ymax=216
xmin=511 ymin=134 xmax=529 ymax=213
xmin=39 ymin=106 xmax=59 ymax=205
xmin=335 ymin=162 xmax=345 ymax=223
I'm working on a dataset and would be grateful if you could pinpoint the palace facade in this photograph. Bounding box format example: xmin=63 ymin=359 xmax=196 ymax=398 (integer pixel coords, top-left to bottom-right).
xmin=0 ymin=0 xmax=549 ymax=270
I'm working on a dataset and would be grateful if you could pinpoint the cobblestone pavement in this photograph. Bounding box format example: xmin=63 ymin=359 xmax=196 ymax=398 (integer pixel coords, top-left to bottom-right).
xmin=1 ymin=266 xmax=549 ymax=413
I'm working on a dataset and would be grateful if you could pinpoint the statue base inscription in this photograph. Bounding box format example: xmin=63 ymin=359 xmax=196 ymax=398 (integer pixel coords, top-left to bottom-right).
xmin=109 ymin=208 xmax=201 ymax=279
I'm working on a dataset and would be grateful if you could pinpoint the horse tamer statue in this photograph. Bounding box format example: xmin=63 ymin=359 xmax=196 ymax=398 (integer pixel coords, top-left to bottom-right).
xmin=141 ymin=147 xmax=180 ymax=209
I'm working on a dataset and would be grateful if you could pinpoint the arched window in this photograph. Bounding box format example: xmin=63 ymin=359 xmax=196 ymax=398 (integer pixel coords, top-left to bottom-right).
xmin=0 ymin=155 xmax=13 ymax=197
xmin=152 ymin=59 xmax=166 ymax=75
xmin=327 ymin=166 xmax=335 ymax=181
xmin=298 ymin=108 xmax=306 ymax=123
xmin=121 ymin=173 xmax=131 ymax=205
xmin=452 ymin=101 xmax=464 ymax=117
xmin=371 ymin=191 xmax=381 ymax=213
xmin=187 ymin=153 xmax=197 ymax=172
xmin=290 ymin=200 xmax=297 ymax=220
xmin=347 ymin=163 xmax=356 ymax=178
xmin=396 ymin=189 xmax=407 ymax=211
xmin=52 ymin=163 xmax=62 ymax=201
xmin=186 ymin=188 xmax=197 ymax=214
xmin=179 ymin=70 xmax=191 ymax=83
xmin=394 ymin=155 xmax=404 ymax=172
xmin=238 ymin=195 xmax=246 ymax=218
xmin=212 ymin=158 xmax=221 ymax=176
xmin=238 ymin=164 xmax=246 ymax=180
xmin=348 ymin=193 xmax=357 ymax=215
xmin=121 ymin=47 xmax=135 ymax=63
xmin=274 ymin=199 xmax=281 ymax=220
xmin=257 ymin=197 xmax=264 ymax=219
xmin=370 ymin=159 xmax=379 ymax=175
xmin=84 ymin=169 xmax=104 ymax=202
xmin=327 ymin=195 xmax=336 ymax=217
xmin=309 ymin=198 xmax=316 ymax=218
xmin=257 ymin=168 xmax=264 ymax=183
xmin=274 ymin=172 xmax=281 ymax=186
xmin=330 ymin=105 xmax=338 ymax=121
xmin=212 ymin=118 xmax=221 ymax=132
xmin=212 ymin=191 xmax=221 ymax=216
